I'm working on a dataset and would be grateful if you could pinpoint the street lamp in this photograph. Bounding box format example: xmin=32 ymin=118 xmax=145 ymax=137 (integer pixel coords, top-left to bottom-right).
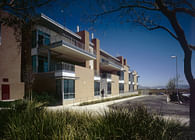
xmin=171 ymin=55 xmax=181 ymax=104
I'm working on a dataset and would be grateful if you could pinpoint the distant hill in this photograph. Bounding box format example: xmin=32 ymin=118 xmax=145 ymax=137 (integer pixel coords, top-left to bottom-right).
xmin=139 ymin=84 xmax=189 ymax=89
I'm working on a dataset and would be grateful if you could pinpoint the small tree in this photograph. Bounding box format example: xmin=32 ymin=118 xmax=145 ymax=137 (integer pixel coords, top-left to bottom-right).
xmin=0 ymin=0 xmax=54 ymax=100
xmin=166 ymin=78 xmax=176 ymax=94
xmin=86 ymin=0 xmax=195 ymax=132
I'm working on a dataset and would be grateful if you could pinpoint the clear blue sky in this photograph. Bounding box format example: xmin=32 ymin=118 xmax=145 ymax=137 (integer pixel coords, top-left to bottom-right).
xmin=39 ymin=1 xmax=195 ymax=87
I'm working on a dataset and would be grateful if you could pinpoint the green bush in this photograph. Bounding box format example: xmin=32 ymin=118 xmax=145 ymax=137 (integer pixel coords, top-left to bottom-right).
xmin=0 ymin=101 xmax=191 ymax=140
xmin=32 ymin=92 xmax=61 ymax=106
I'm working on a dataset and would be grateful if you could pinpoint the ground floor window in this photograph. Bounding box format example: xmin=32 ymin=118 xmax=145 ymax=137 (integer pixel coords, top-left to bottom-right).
xmin=94 ymin=81 xmax=100 ymax=96
xmin=38 ymin=56 xmax=48 ymax=72
xmin=129 ymin=84 xmax=131 ymax=91
xmin=64 ymin=79 xmax=75 ymax=99
xmin=107 ymin=82 xmax=111 ymax=94
xmin=32 ymin=56 xmax=36 ymax=72
xmin=119 ymin=83 xmax=124 ymax=93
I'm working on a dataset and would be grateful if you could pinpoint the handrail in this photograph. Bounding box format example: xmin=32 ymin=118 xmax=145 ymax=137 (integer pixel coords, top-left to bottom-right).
xmin=50 ymin=62 xmax=75 ymax=72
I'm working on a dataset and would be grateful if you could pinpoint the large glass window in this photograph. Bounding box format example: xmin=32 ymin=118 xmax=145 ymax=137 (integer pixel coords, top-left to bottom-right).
xmin=107 ymin=82 xmax=111 ymax=94
xmin=64 ymin=79 xmax=75 ymax=99
xmin=119 ymin=83 xmax=124 ymax=93
xmin=94 ymin=81 xmax=100 ymax=96
xmin=38 ymin=56 xmax=48 ymax=72
xmin=32 ymin=56 xmax=36 ymax=72
xmin=37 ymin=30 xmax=50 ymax=47
xmin=118 ymin=71 xmax=124 ymax=80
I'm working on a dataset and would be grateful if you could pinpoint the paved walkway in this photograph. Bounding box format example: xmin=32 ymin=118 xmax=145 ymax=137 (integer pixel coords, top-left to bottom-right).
xmin=47 ymin=95 xmax=189 ymax=125
xmin=47 ymin=95 xmax=147 ymax=115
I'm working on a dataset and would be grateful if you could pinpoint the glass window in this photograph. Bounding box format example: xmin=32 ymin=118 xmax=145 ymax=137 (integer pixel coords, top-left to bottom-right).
xmin=64 ymin=79 xmax=75 ymax=99
xmin=119 ymin=83 xmax=124 ymax=93
xmin=37 ymin=30 xmax=50 ymax=47
xmin=32 ymin=56 xmax=36 ymax=72
xmin=118 ymin=71 xmax=124 ymax=80
xmin=94 ymin=81 xmax=100 ymax=96
xmin=107 ymin=82 xmax=111 ymax=94
xmin=38 ymin=56 xmax=48 ymax=72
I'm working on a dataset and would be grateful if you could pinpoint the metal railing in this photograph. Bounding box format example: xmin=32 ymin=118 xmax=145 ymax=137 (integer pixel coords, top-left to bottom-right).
xmin=101 ymin=56 xmax=122 ymax=69
xmin=50 ymin=62 xmax=75 ymax=72
xmin=101 ymin=73 xmax=111 ymax=79
xmin=58 ymin=34 xmax=96 ymax=55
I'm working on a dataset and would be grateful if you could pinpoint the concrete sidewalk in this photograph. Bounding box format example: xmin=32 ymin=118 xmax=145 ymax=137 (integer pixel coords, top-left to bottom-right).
xmin=47 ymin=95 xmax=147 ymax=114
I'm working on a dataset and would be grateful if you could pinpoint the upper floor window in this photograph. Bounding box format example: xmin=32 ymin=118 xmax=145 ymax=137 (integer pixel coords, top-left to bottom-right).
xmin=32 ymin=30 xmax=50 ymax=48
xmin=38 ymin=30 xmax=50 ymax=47
xmin=118 ymin=71 xmax=124 ymax=80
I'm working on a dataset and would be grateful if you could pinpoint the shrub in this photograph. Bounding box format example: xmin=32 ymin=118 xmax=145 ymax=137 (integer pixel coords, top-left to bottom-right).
xmin=0 ymin=102 xmax=191 ymax=140
xmin=32 ymin=92 xmax=61 ymax=106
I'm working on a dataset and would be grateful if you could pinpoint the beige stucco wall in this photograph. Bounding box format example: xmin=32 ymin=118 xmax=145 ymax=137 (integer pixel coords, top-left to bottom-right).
xmin=63 ymin=65 xmax=94 ymax=104
xmin=111 ymin=74 xmax=119 ymax=96
xmin=124 ymin=65 xmax=129 ymax=92
xmin=0 ymin=17 xmax=24 ymax=100
xmin=133 ymin=71 xmax=138 ymax=90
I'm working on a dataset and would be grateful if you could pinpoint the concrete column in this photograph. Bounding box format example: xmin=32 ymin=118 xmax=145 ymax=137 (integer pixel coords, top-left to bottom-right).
xmin=92 ymin=38 xmax=100 ymax=73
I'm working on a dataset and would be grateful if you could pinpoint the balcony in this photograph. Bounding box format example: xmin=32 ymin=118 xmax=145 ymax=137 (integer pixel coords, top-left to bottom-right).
xmin=100 ymin=56 xmax=122 ymax=71
xmin=49 ymin=38 xmax=96 ymax=62
xmin=51 ymin=62 xmax=76 ymax=78
xmin=101 ymin=73 xmax=111 ymax=79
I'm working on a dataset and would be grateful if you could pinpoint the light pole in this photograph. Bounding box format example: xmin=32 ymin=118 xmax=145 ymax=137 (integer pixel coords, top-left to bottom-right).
xmin=171 ymin=55 xmax=181 ymax=103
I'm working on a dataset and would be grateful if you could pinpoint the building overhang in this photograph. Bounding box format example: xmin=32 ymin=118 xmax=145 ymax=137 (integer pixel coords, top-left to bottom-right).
xmin=100 ymin=63 xmax=121 ymax=71
xmin=49 ymin=41 xmax=96 ymax=62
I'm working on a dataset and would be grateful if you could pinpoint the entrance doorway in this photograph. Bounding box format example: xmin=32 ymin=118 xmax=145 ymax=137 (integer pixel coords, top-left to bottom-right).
xmin=1 ymin=84 xmax=10 ymax=100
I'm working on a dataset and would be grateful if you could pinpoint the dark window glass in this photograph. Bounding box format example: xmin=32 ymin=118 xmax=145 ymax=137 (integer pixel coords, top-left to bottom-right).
xmin=119 ymin=83 xmax=124 ymax=93
xmin=37 ymin=30 xmax=50 ymax=47
xmin=118 ymin=71 xmax=124 ymax=80
xmin=38 ymin=56 xmax=48 ymax=72
xmin=107 ymin=82 xmax=111 ymax=94
xmin=64 ymin=79 xmax=75 ymax=99
xmin=32 ymin=56 xmax=36 ymax=72
xmin=94 ymin=81 xmax=100 ymax=96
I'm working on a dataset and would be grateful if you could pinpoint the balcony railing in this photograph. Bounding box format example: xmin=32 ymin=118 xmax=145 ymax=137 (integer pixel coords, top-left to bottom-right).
xmin=101 ymin=56 xmax=122 ymax=69
xmin=55 ymin=34 xmax=96 ymax=55
xmin=101 ymin=73 xmax=111 ymax=79
xmin=50 ymin=62 xmax=75 ymax=72
xmin=119 ymin=76 xmax=124 ymax=80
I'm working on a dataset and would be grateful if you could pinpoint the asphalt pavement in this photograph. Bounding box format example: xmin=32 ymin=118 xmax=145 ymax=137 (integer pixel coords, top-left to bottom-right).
xmin=110 ymin=95 xmax=189 ymax=125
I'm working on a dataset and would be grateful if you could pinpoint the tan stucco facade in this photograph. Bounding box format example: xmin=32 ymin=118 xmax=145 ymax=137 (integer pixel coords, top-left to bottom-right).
xmin=0 ymin=19 xmax=24 ymax=100
xmin=124 ymin=65 xmax=129 ymax=92
xmin=63 ymin=65 xmax=94 ymax=105
xmin=111 ymin=74 xmax=119 ymax=96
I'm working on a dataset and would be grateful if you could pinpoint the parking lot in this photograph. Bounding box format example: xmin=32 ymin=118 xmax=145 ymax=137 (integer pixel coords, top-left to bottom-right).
xmin=110 ymin=95 xmax=189 ymax=124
